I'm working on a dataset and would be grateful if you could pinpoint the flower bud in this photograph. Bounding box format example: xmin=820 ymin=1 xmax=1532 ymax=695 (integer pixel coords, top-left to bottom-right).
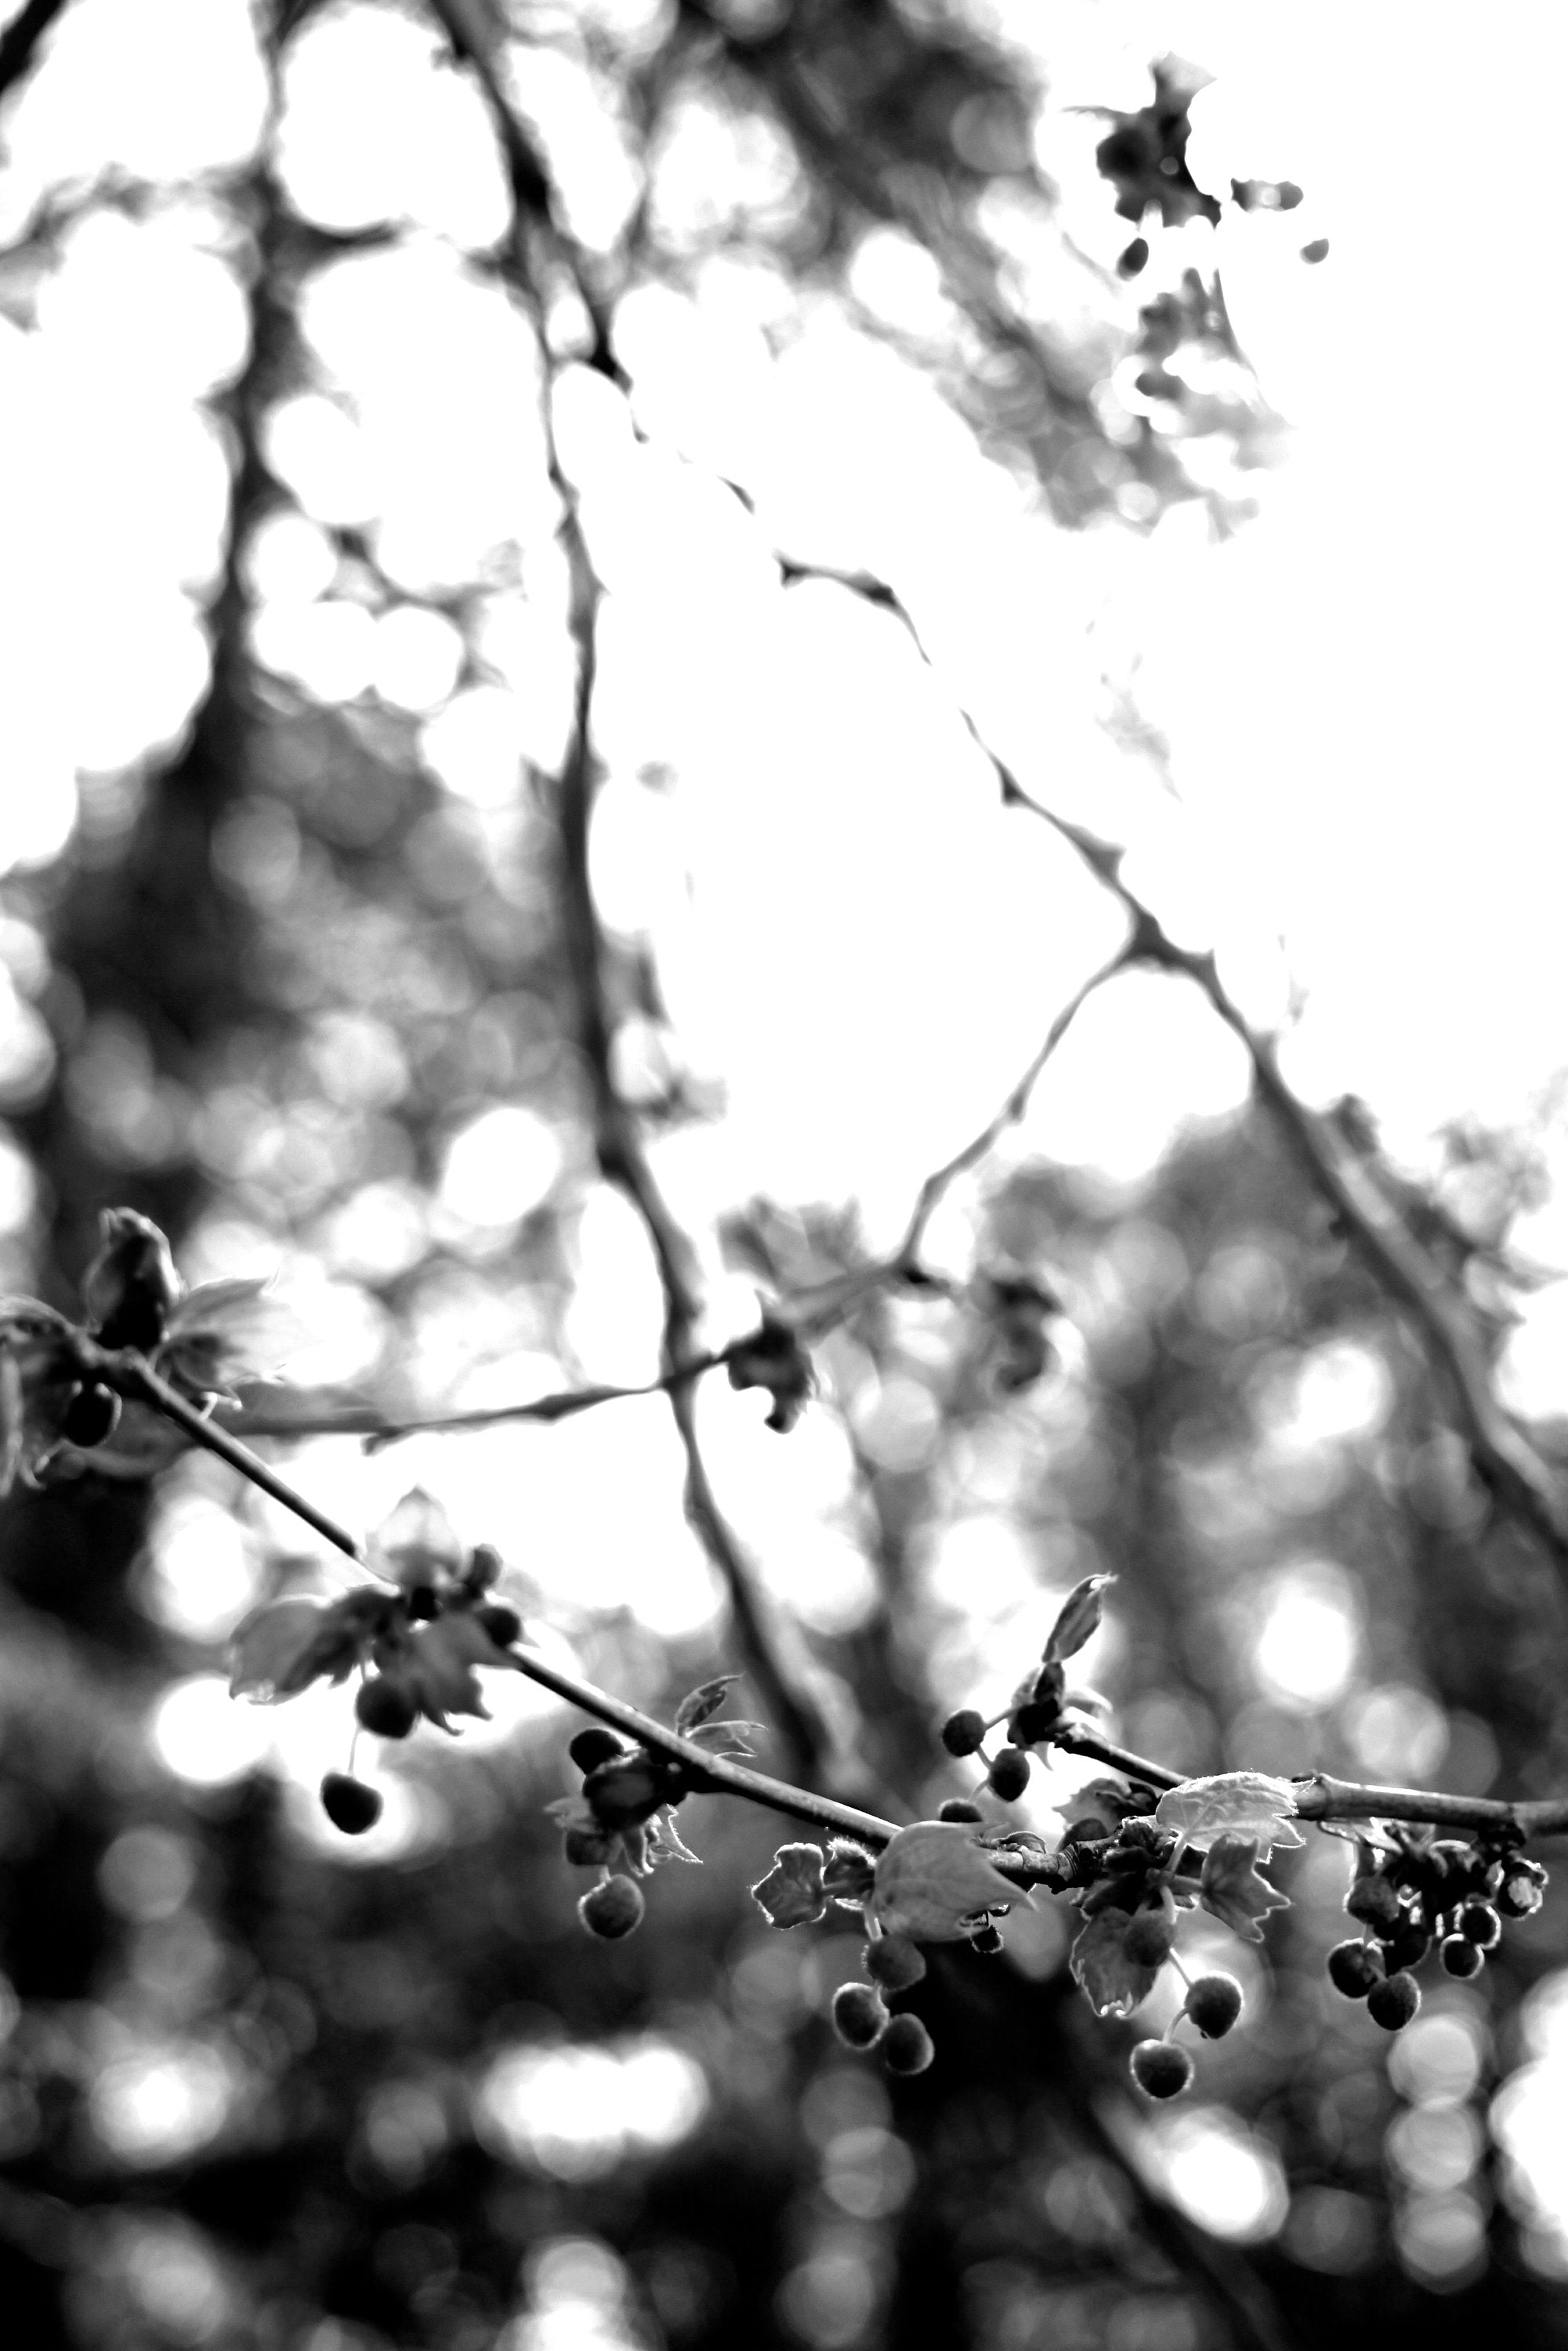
xmin=882 ymin=2014 xmax=935 ymax=2075
xmin=579 ymin=1876 xmax=645 ymax=1939
xmin=320 ymin=1773 xmax=382 ymax=1835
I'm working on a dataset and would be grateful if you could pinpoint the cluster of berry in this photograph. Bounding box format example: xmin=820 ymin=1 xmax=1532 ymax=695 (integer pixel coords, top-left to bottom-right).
xmin=830 ymin=1935 xmax=937 ymax=2076
xmin=940 ymin=1704 xmax=1045 ymax=1802
xmin=1129 ymin=1973 xmax=1244 ymax=2100
xmin=1327 ymin=1834 xmax=1547 ymax=2028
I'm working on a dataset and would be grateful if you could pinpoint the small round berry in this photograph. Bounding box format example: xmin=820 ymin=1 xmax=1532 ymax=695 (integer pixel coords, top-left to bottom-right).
xmin=1184 ymin=1972 xmax=1244 ymax=2040
xmin=1367 ymin=1970 xmax=1421 ymax=2031
xmin=1460 ymin=1903 xmax=1502 ymax=1951
xmin=1117 ymin=236 xmax=1150 ymax=278
xmin=354 ymin=1676 xmax=418 ymax=1739
xmin=1345 ymin=1872 xmax=1401 ymax=1929
xmin=941 ymin=1709 xmax=987 ymax=1758
xmin=570 ymin=1727 xmax=629 ymax=1775
xmin=831 ymin=1983 xmax=889 ymax=2050
xmin=1497 ymin=1873 xmax=1545 ymax=1919
xmin=987 ymin=1748 xmax=1031 ymax=1802
xmin=882 ymin=2014 xmax=935 ymax=2076
xmin=62 ymin=1382 xmax=121 ymax=1448
xmin=578 ymin=1875 xmax=645 ymax=1940
xmin=1441 ymin=1935 xmax=1485 ymax=1980
xmin=476 ymin=1601 xmax=522 ymax=1647
xmin=864 ymin=1936 xmax=927 ymax=1993
xmin=1130 ymin=2041 xmax=1193 ymax=2100
xmin=563 ymin=1824 xmax=614 ymax=1867
xmin=1382 ymin=1922 xmax=1431 ymax=1972
xmin=406 ymin=1585 xmax=440 ymax=1622
xmin=1326 ymin=1940 xmax=1384 ymax=2001
xmin=320 ymin=1773 xmax=382 ymax=1835
xmin=938 ymin=1799 xmax=984 ymax=1824
xmin=1122 ymin=1900 xmax=1177 ymax=1969
xmin=1063 ymin=1814 xmax=1111 ymax=1846
xmin=969 ymin=1923 xmax=1004 ymax=1956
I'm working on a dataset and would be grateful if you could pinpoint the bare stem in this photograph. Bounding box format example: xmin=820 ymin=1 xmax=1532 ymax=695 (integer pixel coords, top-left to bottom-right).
xmin=85 ymin=1344 xmax=364 ymax=1561
xmin=226 ymin=1353 xmax=728 ymax=1450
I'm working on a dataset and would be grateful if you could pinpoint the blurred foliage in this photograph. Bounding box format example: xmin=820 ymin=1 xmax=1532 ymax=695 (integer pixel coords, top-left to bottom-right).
xmin=0 ymin=4 xmax=1562 ymax=2351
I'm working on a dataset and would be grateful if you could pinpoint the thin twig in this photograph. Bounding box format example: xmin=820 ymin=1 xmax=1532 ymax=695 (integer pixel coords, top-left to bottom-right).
xmin=513 ymin=1643 xmax=897 ymax=1846
xmin=0 ymin=0 xmax=71 ymax=104
xmin=81 ymin=1343 xmax=364 ymax=1561
xmin=226 ymin=1353 xmax=728 ymax=1449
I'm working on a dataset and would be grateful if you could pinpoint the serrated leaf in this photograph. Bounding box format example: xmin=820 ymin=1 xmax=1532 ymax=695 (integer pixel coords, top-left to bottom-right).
xmin=1199 ymin=1832 xmax=1291 ymax=1942
xmin=1070 ymin=1911 xmax=1161 ymax=2018
xmin=1154 ymin=1771 xmax=1304 ymax=1857
xmin=229 ymin=1591 xmax=382 ymax=1701
xmin=683 ymin=1719 xmax=760 ymax=1757
xmin=675 ymin=1675 xmax=739 ymax=1734
xmin=400 ymin=1607 xmax=515 ymax=1730
xmin=751 ymin=1842 xmax=827 ymax=1928
xmin=869 ymin=1821 xmax=1030 ymax=1943
xmin=649 ymin=1810 xmax=703 ymax=1866
xmin=1045 ymin=1574 xmax=1115 ymax=1663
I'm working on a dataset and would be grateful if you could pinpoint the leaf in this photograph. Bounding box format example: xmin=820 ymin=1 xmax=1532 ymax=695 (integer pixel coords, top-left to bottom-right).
xmin=403 ymin=1607 xmax=517 ymax=1730
xmin=1199 ymin=1834 xmax=1291 ymax=1943
xmin=649 ymin=1810 xmax=703 ymax=1866
xmin=869 ymin=1822 xmax=1030 ymax=1943
xmin=230 ymin=1595 xmax=364 ymax=1702
xmin=675 ymin=1675 xmax=739 ymax=1735
xmin=683 ymin=1719 xmax=760 ymax=1757
xmin=160 ymin=1278 xmax=294 ymax=1396
xmin=1070 ymin=1911 xmax=1161 ymax=2019
xmin=751 ymin=1843 xmax=827 ymax=1929
xmin=1154 ymin=1772 xmax=1305 ymax=1857
xmin=1045 ymin=1574 xmax=1115 ymax=1663
xmin=375 ymin=1487 xmax=465 ymax=1590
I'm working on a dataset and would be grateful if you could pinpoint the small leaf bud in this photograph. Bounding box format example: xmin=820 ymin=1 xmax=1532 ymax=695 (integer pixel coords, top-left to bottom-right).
xmin=320 ymin=1773 xmax=382 ymax=1835
xmin=831 ymin=1983 xmax=889 ymax=2050
xmin=882 ymin=2014 xmax=936 ymax=2075
xmin=1130 ymin=2041 xmax=1193 ymax=2099
xmin=1367 ymin=1970 xmax=1421 ymax=2030
xmin=578 ymin=1875 xmax=645 ymax=1940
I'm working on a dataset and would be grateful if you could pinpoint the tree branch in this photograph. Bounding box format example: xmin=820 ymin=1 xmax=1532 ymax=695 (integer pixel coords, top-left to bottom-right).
xmin=0 ymin=0 xmax=71 ymax=105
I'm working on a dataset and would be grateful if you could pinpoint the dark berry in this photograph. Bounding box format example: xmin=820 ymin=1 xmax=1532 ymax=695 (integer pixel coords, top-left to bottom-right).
xmin=1327 ymin=1940 xmax=1383 ymax=2000
xmin=320 ymin=1773 xmax=382 ymax=1835
xmin=406 ymin=1585 xmax=440 ymax=1621
xmin=939 ymin=1799 xmax=984 ymax=1824
xmin=1063 ymin=1814 xmax=1110 ymax=1845
xmin=1382 ymin=1922 xmax=1431 ymax=1972
xmin=1122 ymin=1899 xmax=1177 ymax=1968
xmin=354 ymin=1676 xmax=418 ymax=1739
xmin=476 ymin=1601 xmax=522 ymax=1646
xmin=969 ymin=1923 xmax=1004 ymax=1955
xmin=864 ymin=1935 xmax=926 ymax=1993
xmin=987 ymin=1748 xmax=1030 ymax=1802
xmin=61 ymin=1382 xmax=121 ymax=1447
xmin=882 ymin=2014 xmax=935 ymax=2075
xmin=1441 ymin=1935 xmax=1485 ymax=1980
xmin=831 ymin=1983 xmax=888 ymax=2050
xmin=1345 ymin=1872 xmax=1401 ymax=1929
xmin=1301 ymin=237 xmax=1330 ymax=263
xmin=941 ymin=1709 xmax=987 ymax=1757
xmin=1367 ymin=1970 xmax=1421 ymax=2031
xmin=570 ymin=1727 xmax=628 ymax=1774
xmin=1460 ymin=1903 xmax=1502 ymax=1950
xmin=1185 ymin=1972 xmax=1243 ymax=2040
xmin=578 ymin=1875 xmax=645 ymax=1940
xmin=1130 ymin=2041 xmax=1193 ymax=2099
xmin=563 ymin=1824 xmax=614 ymax=1867
xmin=1117 ymin=237 xmax=1150 ymax=278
